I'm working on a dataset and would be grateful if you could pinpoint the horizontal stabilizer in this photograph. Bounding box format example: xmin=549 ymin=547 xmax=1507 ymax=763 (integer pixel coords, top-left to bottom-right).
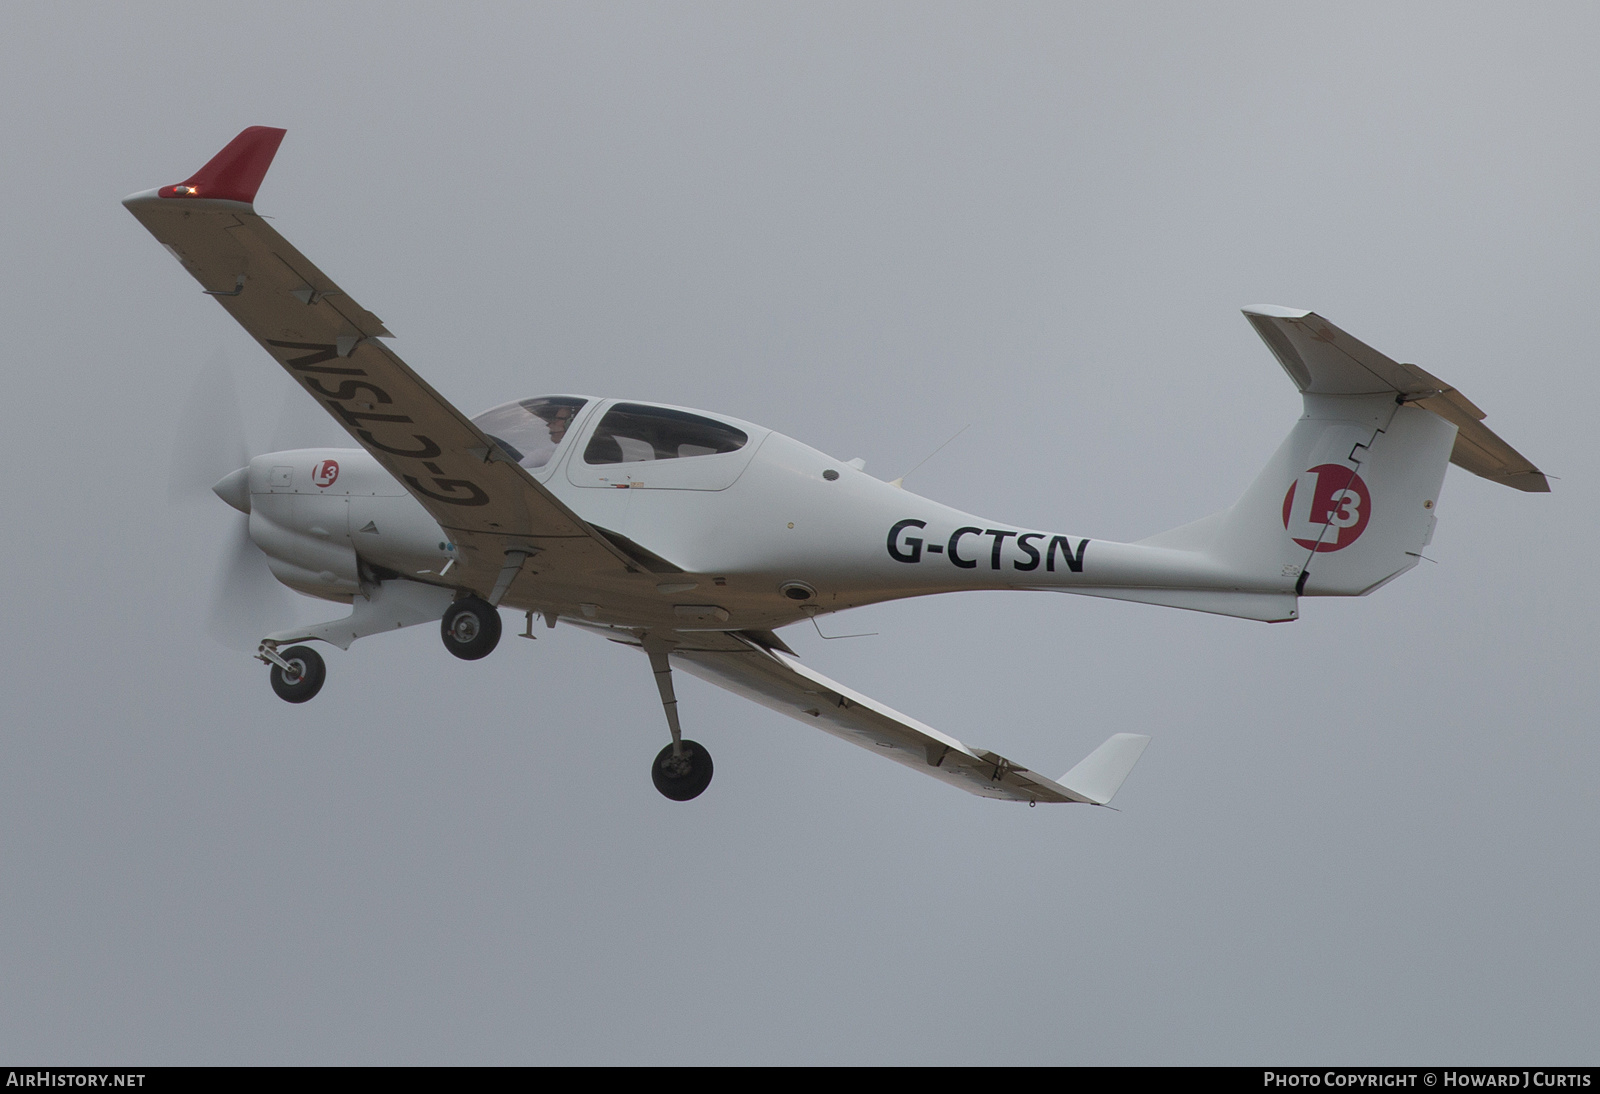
xmin=1242 ymin=306 xmax=1548 ymax=492
xmin=1060 ymin=733 xmax=1152 ymax=805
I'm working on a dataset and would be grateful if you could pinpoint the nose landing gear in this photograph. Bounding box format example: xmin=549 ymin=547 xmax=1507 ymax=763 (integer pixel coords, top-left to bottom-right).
xmin=266 ymin=644 xmax=326 ymax=704
xmin=440 ymin=597 xmax=502 ymax=660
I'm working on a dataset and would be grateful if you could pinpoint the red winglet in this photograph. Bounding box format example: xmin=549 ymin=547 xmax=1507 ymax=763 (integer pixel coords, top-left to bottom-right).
xmin=158 ymin=126 xmax=287 ymax=204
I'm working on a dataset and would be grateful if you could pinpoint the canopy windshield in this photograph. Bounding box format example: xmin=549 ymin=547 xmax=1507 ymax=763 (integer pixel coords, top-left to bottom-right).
xmin=471 ymin=397 xmax=587 ymax=469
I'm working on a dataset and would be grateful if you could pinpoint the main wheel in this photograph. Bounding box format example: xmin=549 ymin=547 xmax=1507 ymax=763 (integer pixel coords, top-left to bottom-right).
xmin=652 ymin=739 xmax=714 ymax=801
xmin=270 ymin=645 xmax=326 ymax=704
xmin=441 ymin=597 xmax=502 ymax=660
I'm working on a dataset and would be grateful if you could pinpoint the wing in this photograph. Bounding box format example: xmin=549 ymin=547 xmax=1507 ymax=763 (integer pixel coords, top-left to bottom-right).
xmin=659 ymin=631 xmax=1150 ymax=804
xmin=1242 ymin=305 xmax=1549 ymax=492
xmin=124 ymin=127 xmax=658 ymax=598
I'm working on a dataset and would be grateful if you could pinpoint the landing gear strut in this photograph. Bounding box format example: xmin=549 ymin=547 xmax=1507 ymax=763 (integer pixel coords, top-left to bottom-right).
xmin=267 ymin=644 xmax=326 ymax=704
xmin=644 ymin=638 xmax=714 ymax=801
xmin=652 ymin=739 xmax=714 ymax=801
xmin=440 ymin=597 xmax=502 ymax=660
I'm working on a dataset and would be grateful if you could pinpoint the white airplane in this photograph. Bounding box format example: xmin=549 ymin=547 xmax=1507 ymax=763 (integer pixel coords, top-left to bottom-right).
xmin=126 ymin=127 xmax=1549 ymax=805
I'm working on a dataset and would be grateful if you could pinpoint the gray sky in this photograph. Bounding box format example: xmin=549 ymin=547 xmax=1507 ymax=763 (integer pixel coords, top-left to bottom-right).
xmin=1 ymin=2 xmax=1595 ymax=1064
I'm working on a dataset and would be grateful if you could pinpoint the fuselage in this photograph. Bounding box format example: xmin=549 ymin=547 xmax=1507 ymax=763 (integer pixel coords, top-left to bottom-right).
xmin=229 ymin=394 xmax=1281 ymax=633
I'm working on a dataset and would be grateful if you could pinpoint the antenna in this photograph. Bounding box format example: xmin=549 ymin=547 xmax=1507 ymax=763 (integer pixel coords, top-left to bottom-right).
xmin=804 ymin=607 xmax=878 ymax=641
xmin=890 ymin=423 xmax=970 ymax=489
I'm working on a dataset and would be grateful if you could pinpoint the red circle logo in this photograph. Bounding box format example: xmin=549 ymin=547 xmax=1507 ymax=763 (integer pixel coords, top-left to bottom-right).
xmin=1281 ymin=464 xmax=1370 ymax=552
xmin=312 ymin=459 xmax=340 ymax=488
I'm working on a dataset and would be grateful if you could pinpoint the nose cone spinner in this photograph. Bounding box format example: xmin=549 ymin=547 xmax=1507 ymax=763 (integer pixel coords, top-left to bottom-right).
xmin=212 ymin=467 xmax=251 ymax=514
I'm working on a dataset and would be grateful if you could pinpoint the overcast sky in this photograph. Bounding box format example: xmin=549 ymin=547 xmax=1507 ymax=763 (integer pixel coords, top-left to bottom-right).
xmin=1 ymin=2 xmax=1595 ymax=1064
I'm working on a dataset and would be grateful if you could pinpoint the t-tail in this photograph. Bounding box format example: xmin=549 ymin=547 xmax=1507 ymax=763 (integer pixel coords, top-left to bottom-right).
xmin=1097 ymin=307 xmax=1547 ymax=622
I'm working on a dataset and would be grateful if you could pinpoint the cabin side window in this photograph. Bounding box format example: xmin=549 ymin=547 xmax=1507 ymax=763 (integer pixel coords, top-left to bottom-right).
xmin=583 ymin=403 xmax=749 ymax=465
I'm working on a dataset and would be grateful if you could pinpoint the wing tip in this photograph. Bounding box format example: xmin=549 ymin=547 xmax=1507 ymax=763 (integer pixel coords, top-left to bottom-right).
xmin=1059 ymin=732 xmax=1152 ymax=805
xmin=1241 ymin=303 xmax=1312 ymax=319
xmin=1499 ymin=470 xmax=1553 ymax=493
xmin=120 ymin=187 xmax=162 ymax=208
xmin=153 ymin=126 xmax=287 ymax=205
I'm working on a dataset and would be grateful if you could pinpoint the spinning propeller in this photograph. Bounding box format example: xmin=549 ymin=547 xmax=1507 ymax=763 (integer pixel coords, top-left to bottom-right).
xmin=170 ymin=355 xmax=331 ymax=651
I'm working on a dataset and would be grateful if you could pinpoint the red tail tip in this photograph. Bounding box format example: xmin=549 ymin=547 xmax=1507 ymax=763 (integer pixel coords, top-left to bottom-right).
xmin=158 ymin=126 xmax=287 ymax=204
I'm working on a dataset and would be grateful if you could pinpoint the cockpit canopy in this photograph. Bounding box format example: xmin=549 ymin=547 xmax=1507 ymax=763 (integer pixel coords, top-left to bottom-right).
xmin=472 ymin=397 xmax=751 ymax=471
xmin=582 ymin=402 xmax=748 ymax=465
xmin=471 ymin=396 xmax=586 ymax=469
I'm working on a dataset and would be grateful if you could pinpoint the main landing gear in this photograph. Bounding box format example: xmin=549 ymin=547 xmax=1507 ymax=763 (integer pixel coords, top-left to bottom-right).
xmin=440 ymin=596 xmax=502 ymax=660
xmin=653 ymin=740 xmax=714 ymax=801
xmin=644 ymin=638 xmax=714 ymax=801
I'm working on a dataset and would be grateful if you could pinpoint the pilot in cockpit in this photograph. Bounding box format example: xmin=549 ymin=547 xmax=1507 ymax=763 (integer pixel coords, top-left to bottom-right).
xmin=470 ymin=395 xmax=588 ymax=471
xmin=537 ymin=402 xmax=575 ymax=445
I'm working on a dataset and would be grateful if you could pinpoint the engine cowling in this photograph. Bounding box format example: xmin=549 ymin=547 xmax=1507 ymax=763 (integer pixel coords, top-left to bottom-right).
xmin=240 ymin=448 xmax=454 ymax=601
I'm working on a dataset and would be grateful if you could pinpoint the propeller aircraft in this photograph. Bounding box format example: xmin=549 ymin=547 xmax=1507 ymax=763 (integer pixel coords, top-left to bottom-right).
xmin=125 ymin=128 xmax=1549 ymax=805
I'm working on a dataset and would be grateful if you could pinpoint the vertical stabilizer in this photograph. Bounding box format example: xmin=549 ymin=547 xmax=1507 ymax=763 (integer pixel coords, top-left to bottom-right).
xmin=1206 ymin=394 xmax=1457 ymax=595
xmin=1138 ymin=308 xmax=1524 ymax=599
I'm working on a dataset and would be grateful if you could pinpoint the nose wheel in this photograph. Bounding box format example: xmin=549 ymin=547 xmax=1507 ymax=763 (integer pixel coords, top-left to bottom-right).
xmin=267 ymin=644 xmax=326 ymax=704
xmin=652 ymin=740 xmax=714 ymax=801
xmin=441 ymin=597 xmax=502 ymax=660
